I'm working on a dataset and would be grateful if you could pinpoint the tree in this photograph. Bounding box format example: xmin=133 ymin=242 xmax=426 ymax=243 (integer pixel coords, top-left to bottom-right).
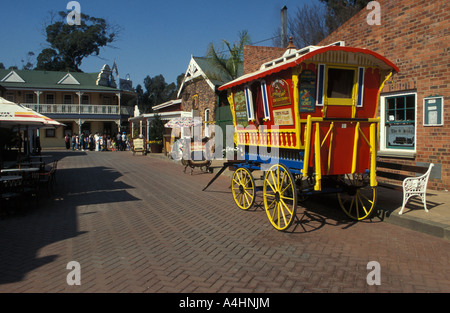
xmin=206 ymin=30 xmax=251 ymax=81
xmin=273 ymin=3 xmax=329 ymax=48
xmin=138 ymin=73 xmax=184 ymax=113
xmin=148 ymin=113 xmax=164 ymax=143
xmin=319 ymin=0 xmax=371 ymax=33
xmin=273 ymin=1 xmax=370 ymax=48
xmin=36 ymin=11 xmax=119 ymax=72
xmin=21 ymin=52 xmax=35 ymax=70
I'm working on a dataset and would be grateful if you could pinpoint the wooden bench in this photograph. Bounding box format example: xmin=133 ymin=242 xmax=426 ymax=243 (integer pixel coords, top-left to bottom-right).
xmin=376 ymin=161 xmax=434 ymax=215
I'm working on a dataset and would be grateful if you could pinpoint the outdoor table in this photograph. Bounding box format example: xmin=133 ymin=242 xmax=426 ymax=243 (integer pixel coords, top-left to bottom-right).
xmin=1 ymin=168 xmax=40 ymax=174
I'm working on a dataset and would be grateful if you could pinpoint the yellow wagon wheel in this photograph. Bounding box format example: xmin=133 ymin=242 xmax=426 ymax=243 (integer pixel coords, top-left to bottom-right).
xmin=263 ymin=164 xmax=298 ymax=231
xmin=231 ymin=167 xmax=256 ymax=210
xmin=337 ymin=174 xmax=377 ymax=220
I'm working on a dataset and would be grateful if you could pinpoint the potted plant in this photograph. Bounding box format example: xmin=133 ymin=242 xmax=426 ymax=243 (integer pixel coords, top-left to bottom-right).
xmin=148 ymin=113 xmax=164 ymax=153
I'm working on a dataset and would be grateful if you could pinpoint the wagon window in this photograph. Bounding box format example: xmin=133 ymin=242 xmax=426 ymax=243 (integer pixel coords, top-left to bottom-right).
xmin=327 ymin=68 xmax=355 ymax=99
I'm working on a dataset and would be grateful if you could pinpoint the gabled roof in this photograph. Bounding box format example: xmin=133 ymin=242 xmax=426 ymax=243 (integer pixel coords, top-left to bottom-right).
xmin=219 ymin=45 xmax=399 ymax=91
xmin=177 ymin=56 xmax=243 ymax=97
xmin=1 ymin=70 xmax=25 ymax=83
xmin=0 ymin=68 xmax=122 ymax=92
xmin=57 ymin=73 xmax=80 ymax=85
xmin=152 ymin=99 xmax=182 ymax=112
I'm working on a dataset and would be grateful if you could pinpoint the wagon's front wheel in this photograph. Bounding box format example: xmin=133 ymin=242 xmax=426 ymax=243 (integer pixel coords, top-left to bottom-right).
xmin=263 ymin=164 xmax=298 ymax=231
xmin=337 ymin=174 xmax=377 ymax=220
xmin=231 ymin=167 xmax=256 ymax=210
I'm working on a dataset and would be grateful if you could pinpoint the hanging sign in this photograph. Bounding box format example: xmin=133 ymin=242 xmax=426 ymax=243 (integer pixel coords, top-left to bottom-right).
xmin=273 ymin=108 xmax=294 ymax=126
xmin=270 ymin=79 xmax=291 ymax=107
xmin=299 ymin=70 xmax=316 ymax=112
xmin=234 ymin=90 xmax=248 ymax=127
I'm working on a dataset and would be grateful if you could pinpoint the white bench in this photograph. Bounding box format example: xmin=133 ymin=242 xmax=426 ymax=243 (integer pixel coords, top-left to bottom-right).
xmin=376 ymin=161 xmax=434 ymax=215
xmin=399 ymin=163 xmax=434 ymax=215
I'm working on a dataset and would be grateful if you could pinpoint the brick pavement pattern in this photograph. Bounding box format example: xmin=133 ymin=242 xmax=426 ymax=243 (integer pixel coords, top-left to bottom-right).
xmin=0 ymin=150 xmax=449 ymax=293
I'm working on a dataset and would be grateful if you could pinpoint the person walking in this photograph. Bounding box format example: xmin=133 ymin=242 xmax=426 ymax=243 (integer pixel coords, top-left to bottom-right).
xmin=65 ymin=134 xmax=70 ymax=150
xmin=121 ymin=132 xmax=127 ymax=151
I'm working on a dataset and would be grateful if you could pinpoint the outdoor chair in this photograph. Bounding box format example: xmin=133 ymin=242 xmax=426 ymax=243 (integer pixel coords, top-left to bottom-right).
xmin=22 ymin=172 xmax=40 ymax=207
xmin=0 ymin=177 xmax=23 ymax=216
xmin=39 ymin=161 xmax=57 ymax=194
xmin=399 ymin=163 xmax=434 ymax=215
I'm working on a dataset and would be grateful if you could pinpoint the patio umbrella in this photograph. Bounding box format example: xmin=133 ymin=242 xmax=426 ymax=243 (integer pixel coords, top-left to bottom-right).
xmin=164 ymin=117 xmax=202 ymax=128
xmin=22 ymin=106 xmax=65 ymax=128
xmin=0 ymin=97 xmax=48 ymax=128
xmin=0 ymin=97 xmax=63 ymax=167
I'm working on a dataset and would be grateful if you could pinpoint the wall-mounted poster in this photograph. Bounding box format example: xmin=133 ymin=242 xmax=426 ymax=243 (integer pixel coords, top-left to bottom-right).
xmin=234 ymin=90 xmax=248 ymax=127
xmin=299 ymin=70 xmax=316 ymax=112
xmin=270 ymin=79 xmax=291 ymax=107
xmin=273 ymin=108 xmax=294 ymax=126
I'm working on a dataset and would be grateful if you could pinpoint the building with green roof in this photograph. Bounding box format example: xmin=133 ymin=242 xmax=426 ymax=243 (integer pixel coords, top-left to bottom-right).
xmin=0 ymin=64 xmax=136 ymax=149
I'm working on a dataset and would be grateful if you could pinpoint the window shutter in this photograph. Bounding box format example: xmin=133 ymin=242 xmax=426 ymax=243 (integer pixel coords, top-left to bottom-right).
xmin=244 ymin=85 xmax=254 ymax=120
xmin=316 ymin=64 xmax=325 ymax=106
xmin=357 ymin=67 xmax=365 ymax=107
xmin=261 ymin=80 xmax=270 ymax=120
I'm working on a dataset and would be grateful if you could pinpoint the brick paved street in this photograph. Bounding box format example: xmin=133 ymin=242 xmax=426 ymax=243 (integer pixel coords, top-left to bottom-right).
xmin=0 ymin=150 xmax=449 ymax=294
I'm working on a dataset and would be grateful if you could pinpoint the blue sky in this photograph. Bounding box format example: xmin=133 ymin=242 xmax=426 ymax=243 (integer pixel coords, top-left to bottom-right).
xmin=0 ymin=0 xmax=317 ymax=88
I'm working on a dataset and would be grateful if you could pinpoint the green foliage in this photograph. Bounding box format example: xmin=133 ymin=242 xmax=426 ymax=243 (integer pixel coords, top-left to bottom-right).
xmin=206 ymin=30 xmax=250 ymax=81
xmin=319 ymin=0 xmax=371 ymax=33
xmin=136 ymin=73 xmax=184 ymax=113
xmin=148 ymin=114 xmax=165 ymax=142
xmin=36 ymin=11 xmax=118 ymax=72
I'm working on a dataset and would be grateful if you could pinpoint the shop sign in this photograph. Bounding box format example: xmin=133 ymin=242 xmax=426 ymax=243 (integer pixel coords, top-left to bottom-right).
xmin=299 ymin=70 xmax=316 ymax=112
xmin=273 ymin=108 xmax=294 ymax=126
xmin=270 ymin=79 xmax=291 ymax=107
xmin=234 ymin=90 xmax=248 ymax=127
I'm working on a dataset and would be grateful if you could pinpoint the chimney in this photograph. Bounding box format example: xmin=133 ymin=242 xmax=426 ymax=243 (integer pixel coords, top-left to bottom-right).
xmin=281 ymin=6 xmax=287 ymax=48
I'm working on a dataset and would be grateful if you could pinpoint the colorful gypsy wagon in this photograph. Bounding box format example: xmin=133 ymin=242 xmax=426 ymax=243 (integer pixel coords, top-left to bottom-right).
xmin=217 ymin=43 xmax=399 ymax=231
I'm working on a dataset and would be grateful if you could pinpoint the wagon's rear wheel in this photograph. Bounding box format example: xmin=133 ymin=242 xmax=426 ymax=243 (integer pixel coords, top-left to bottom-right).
xmin=337 ymin=174 xmax=377 ymax=220
xmin=231 ymin=167 xmax=256 ymax=210
xmin=263 ymin=164 xmax=298 ymax=231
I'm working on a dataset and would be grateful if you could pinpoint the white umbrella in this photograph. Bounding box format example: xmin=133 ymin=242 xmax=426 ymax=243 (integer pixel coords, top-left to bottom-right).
xmin=0 ymin=97 xmax=63 ymax=128
xmin=0 ymin=97 xmax=63 ymax=168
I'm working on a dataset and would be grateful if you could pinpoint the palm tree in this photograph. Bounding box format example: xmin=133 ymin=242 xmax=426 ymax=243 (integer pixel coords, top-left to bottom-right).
xmin=206 ymin=30 xmax=251 ymax=81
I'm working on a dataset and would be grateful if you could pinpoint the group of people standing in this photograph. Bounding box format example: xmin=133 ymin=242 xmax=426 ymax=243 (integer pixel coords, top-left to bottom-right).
xmin=64 ymin=132 xmax=129 ymax=152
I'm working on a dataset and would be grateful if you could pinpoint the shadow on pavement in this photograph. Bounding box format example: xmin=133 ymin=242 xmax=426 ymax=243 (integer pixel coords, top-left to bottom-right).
xmin=0 ymin=158 xmax=140 ymax=285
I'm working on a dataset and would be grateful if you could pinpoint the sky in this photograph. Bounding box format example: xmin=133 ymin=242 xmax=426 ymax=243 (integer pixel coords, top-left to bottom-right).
xmin=0 ymin=0 xmax=318 ymax=88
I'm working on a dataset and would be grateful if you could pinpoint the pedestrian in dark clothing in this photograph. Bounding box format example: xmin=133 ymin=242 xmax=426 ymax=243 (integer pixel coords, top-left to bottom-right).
xmin=65 ymin=134 xmax=70 ymax=150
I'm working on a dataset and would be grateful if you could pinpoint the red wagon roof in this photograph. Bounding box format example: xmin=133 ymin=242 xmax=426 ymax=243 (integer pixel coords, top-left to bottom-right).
xmin=218 ymin=46 xmax=399 ymax=91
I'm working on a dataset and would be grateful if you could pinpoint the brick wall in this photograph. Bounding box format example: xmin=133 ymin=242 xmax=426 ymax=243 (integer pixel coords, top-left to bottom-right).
xmin=243 ymin=45 xmax=286 ymax=74
xmin=180 ymin=79 xmax=217 ymax=122
xmin=318 ymin=0 xmax=449 ymax=190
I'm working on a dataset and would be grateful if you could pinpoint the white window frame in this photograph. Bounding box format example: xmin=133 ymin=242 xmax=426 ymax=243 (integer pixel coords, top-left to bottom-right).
xmin=379 ymin=91 xmax=417 ymax=157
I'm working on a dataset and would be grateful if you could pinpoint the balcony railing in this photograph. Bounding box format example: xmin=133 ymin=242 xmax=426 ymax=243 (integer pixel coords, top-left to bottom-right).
xmin=23 ymin=103 xmax=134 ymax=116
